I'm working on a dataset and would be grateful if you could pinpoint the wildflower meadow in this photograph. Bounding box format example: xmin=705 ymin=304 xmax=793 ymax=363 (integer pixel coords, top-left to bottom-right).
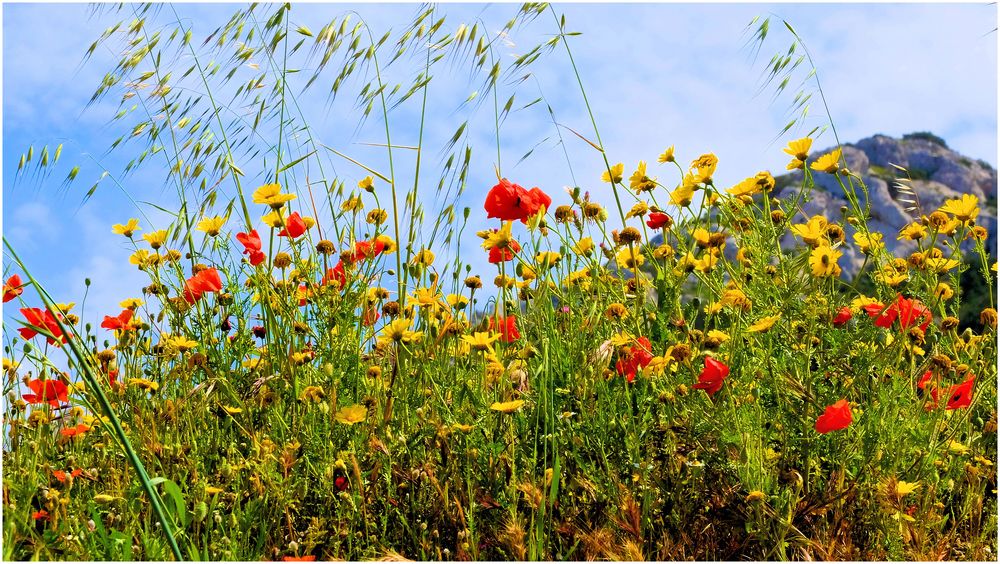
xmin=2 ymin=2 xmax=997 ymax=561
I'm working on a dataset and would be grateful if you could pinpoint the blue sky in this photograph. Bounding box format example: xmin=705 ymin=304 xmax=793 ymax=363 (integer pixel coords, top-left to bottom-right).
xmin=2 ymin=2 xmax=997 ymax=330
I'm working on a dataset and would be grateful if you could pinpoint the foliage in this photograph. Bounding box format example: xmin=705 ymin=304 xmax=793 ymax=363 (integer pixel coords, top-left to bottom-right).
xmin=3 ymin=4 xmax=997 ymax=562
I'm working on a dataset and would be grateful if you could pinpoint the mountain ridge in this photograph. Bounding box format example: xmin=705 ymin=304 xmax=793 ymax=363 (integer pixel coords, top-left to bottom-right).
xmin=773 ymin=132 xmax=997 ymax=276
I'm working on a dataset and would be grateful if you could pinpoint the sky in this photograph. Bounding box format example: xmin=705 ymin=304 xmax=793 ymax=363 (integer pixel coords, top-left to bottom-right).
xmin=2 ymin=1 xmax=998 ymax=335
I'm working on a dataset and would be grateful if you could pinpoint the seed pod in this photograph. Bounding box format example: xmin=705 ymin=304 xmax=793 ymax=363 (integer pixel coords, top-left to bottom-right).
xmin=194 ymin=501 xmax=209 ymax=523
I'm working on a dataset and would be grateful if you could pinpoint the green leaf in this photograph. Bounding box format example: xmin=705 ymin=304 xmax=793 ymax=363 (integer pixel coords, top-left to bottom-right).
xmin=277 ymin=150 xmax=317 ymax=173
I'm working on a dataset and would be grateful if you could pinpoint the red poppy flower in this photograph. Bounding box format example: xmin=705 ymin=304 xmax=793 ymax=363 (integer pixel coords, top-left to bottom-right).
xmin=484 ymin=179 xmax=551 ymax=223
xmin=945 ymin=375 xmax=975 ymax=410
xmin=892 ymin=294 xmax=932 ymax=332
xmin=815 ymin=399 xmax=852 ymax=434
xmin=54 ymin=468 xmax=82 ymax=483
xmin=832 ymin=306 xmax=852 ymax=327
xmin=282 ymin=556 xmax=316 ymax=562
xmin=236 ymin=229 xmax=267 ymax=266
xmin=19 ymin=307 xmax=66 ymax=345
xmin=862 ymin=302 xmax=887 ymax=319
xmin=362 ymin=306 xmax=380 ymax=327
xmin=916 ymin=370 xmax=940 ymax=402
xmin=489 ymin=315 xmax=522 ymax=343
xmin=488 ymin=239 xmax=521 ymax=264
xmin=32 ymin=510 xmax=49 ymax=521
xmin=60 ymin=424 xmax=92 ymax=438
xmin=692 ymin=356 xmax=730 ymax=397
xmin=23 ymin=378 xmax=69 ymax=407
xmin=101 ymin=309 xmax=137 ymax=331
xmin=870 ymin=294 xmax=931 ymax=332
xmin=525 ymin=186 xmax=552 ymax=215
xmin=297 ymin=284 xmax=310 ymax=307
xmin=646 ymin=212 xmax=671 ymax=230
xmin=351 ymin=239 xmax=386 ymax=263
xmin=278 ymin=212 xmax=308 ymax=239
xmin=3 ymin=274 xmax=24 ymax=303
xmin=615 ymin=337 xmax=654 ymax=383
xmin=323 ymin=261 xmax=347 ymax=288
xmin=107 ymin=369 xmax=119 ymax=387
xmin=183 ymin=268 xmax=223 ymax=304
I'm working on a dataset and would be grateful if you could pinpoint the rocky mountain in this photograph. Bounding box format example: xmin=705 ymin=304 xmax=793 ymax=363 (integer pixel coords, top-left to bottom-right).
xmin=773 ymin=132 xmax=997 ymax=276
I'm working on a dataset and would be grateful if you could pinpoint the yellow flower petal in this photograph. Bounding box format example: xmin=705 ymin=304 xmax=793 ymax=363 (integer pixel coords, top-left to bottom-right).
xmin=490 ymin=399 xmax=525 ymax=414
xmin=335 ymin=404 xmax=368 ymax=425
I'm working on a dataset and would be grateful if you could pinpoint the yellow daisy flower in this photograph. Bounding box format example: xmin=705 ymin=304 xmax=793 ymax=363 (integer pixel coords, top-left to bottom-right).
xmin=196 ymin=216 xmax=226 ymax=236
xmin=601 ymin=162 xmax=624 ymax=184
xmin=112 ymin=218 xmax=141 ymax=237
xmin=252 ymin=183 xmax=296 ymax=208
xmin=810 ymin=148 xmax=842 ymax=174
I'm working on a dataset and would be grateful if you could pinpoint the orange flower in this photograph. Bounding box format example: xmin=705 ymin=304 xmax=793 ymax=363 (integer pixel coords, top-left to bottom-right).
xmin=236 ymin=229 xmax=266 ymax=266
xmin=646 ymin=212 xmax=672 ymax=230
xmin=488 ymin=239 xmax=521 ymax=264
xmin=488 ymin=315 xmax=521 ymax=343
xmin=917 ymin=370 xmax=941 ymax=403
xmin=278 ymin=212 xmax=308 ymax=239
xmin=3 ymin=274 xmax=24 ymax=302
xmin=183 ymin=268 xmax=223 ymax=304
xmin=870 ymin=294 xmax=931 ymax=332
xmin=484 ymin=179 xmax=551 ymax=223
xmin=945 ymin=375 xmax=975 ymax=410
xmin=815 ymin=399 xmax=852 ymax=434
xmin=615 ymin=337 xmax=654 ymax=383
xmin=19 ymin=307 xmax=66 ymax=345
xmin=100 ymin=309 xmax=138 ymax=331
xmin=23 ymin=378 xmax=69 ymax=407
xmin=323 ymin=261 xmax=347 ymax=289
xmin=60 ymin=424 xmax=92 ymax=438
xmin=350 ymin=239 xmax=386 ymax=263
xmin=362 ymin=306 xmax=380 ymax=327
xmin=52 ymin=469 xmax=82 ymax=483
xmin=832 ymin=306 xmax=852 ymax=327
xmin=692 ymin=356 xmax=729 ymax=397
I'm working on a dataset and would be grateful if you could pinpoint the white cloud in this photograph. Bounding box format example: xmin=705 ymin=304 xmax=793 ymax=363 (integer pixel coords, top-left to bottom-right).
xmin=4 ymin=202 xmax=60 ymax=251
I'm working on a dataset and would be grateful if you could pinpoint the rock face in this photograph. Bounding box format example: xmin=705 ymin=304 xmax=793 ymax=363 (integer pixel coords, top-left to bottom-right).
xmin=774 ymin=132 xmax=997 ymax=276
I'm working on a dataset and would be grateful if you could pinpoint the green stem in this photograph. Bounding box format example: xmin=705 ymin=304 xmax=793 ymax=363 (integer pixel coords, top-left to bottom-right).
xmin=5 ymin=239 xmax=184 ymax=561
